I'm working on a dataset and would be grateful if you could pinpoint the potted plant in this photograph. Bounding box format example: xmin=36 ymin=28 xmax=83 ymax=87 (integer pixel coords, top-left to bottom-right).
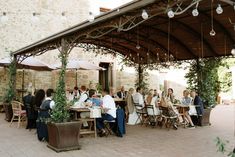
xmin=47 ymin=40 xmax=81 ymax=152
xmin=3 ymin=59 xmax=16 ymax=122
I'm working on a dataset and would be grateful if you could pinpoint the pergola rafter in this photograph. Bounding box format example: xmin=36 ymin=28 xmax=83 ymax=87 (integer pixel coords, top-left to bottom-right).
xmin=11 ymin=0 xmax=235 ymax=64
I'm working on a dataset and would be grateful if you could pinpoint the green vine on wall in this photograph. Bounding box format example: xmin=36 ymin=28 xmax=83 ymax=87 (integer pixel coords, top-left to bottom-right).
xmin=4 ymin=58 xmax=16 ymax=103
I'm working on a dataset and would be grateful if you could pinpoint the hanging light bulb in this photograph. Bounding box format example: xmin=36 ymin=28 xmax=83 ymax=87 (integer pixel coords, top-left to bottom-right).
xmin=141 ymin=9 xmax=148 ymax=20
xmin=216 ymin=4 xmax=223 ymax=14
xmin=136 ymin=44 xmax=140 ymax=50
xmin=192 ymin=8 xmax=199 ymax=16
xmin=31 ymin=12 xmax=39 ymax=23
xmin=88 ymin=12 xmax=94 ymax=22
xmin=209 ymin=29 xmax=216 ymax=36
xmin=231 ymin=45 xmax=235 ymax=55
xmin=167 ymin=9 xmax=174 ymax=18
xmin=1 ymin=12 xmax=8 ymax=23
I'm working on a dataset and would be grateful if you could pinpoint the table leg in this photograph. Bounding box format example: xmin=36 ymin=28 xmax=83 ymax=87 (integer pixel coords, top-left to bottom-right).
xmin=94 ymin=118 xmax=97 ymax=138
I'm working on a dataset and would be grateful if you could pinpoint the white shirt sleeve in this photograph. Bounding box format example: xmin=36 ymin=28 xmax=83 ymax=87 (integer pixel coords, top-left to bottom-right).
xmin=50 ymin=100 xmax=55 ymax=109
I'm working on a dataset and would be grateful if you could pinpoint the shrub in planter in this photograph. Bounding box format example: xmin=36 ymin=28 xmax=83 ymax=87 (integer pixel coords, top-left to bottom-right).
xmin=3 ymin=59 xmax=16 ymax=121
xmin=47 ymin=42 xmax=81 ymax=152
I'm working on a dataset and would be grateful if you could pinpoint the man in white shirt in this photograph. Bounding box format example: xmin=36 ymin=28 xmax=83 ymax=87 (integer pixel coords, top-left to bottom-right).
xmin=96 ymin=89 xmax=116 ymax=136
xmin=73 ymin=85 xmax=88 ymax=108
xmin=132 ymin=87 xmax=144 ymax=108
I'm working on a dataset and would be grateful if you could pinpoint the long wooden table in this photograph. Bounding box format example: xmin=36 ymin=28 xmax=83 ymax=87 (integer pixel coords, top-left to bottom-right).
xmin=70 ymin=107 xmax=97 ymax=138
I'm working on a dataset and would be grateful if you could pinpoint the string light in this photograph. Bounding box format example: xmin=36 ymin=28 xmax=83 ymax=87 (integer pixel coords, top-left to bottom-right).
xmin=231 ymin=45 xmax=235 ymax=56
xmin=167 ymin=9 xmax=174 ymax=18
xmin=141 ymin=9 xmax=148 ymax=20
xmin=216 ymin=4 xmax=223 ymax=14
xmin=192 ymin=8 xmax=199 ymax=16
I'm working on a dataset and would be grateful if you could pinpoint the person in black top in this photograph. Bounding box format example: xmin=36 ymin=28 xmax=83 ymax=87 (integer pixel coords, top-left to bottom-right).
xmin=117 ymin=86 xmax=127 ymax=99
xmin=23 ymin=90 xmax=36 ymax=130
xmin=190 ymin=90 xmax=204 ymax=126
xmin=34 ymin=89 xmax=45 ymax=110
xmin=37 ymin=89 xmax=55 ymax=141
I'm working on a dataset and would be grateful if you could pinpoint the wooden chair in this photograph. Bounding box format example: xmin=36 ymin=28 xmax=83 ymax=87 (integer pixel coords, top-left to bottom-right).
xmin=159 ymin=106 xmax=178 ymax=130
xmin=103 ymin=119 xmax=116 ymax=136
xmin=146 ymin=105 xmax=161 ymax=127
xmin=10 ymin=101 xmax=27 ymax=128
xmin=134 ymin=103 xmax=147 ymax=125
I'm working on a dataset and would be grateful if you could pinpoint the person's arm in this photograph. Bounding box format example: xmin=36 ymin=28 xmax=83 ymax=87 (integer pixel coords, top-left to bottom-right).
xmin=139 ymin=94 xmax=145 ymax=108
xmin=50 ymin=100 xmax=55 ymax=109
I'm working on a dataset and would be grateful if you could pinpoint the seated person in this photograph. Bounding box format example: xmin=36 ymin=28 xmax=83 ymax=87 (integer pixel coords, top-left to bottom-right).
xmin=180 ymin=90 xmax=195 ymax=128
xmin=86 ymin=89 xmax=102 ymax=107
xmin=132 ymin=87 xmax=144 ymax=109
xmin=116 ymin=86 xmax=127 ymax=99
xmin=167 ymin=88 xmax=176 ymax=104
xmin=109 ymin=87 xmax=117 ymax=98
xmin=73 ymin=86 xmax=80 ymax=100
xmin=96 ymin=89 xmax=116 ymax=136
xmin=159 ymin=91 xmax=178 ymax=129
xmin=73 ymin=85 xmax=88 ymax=108
xmin=153 ymin=89 xmax=160 ymax=99
xmin=149 ymin=91 xmax=160 ymax=115
xmin=145 ymin=89 xmax=154 ymax=105
xmin=190 ymin=90 xmax=204 ymax=126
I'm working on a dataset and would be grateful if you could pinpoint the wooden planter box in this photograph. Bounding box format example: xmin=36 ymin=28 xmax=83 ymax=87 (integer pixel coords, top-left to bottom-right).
xmin=3 ymin=102 xmax=13 ymax=122
xmin=47 ymin=121 xmax=81 ymax=152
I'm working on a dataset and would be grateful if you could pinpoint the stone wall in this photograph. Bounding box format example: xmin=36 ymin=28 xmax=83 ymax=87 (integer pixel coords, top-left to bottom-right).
xmin=0 ymin=0 xmax=188 ymax=100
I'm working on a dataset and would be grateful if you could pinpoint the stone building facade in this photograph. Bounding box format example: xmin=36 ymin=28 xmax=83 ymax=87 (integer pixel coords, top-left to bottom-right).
xmin=0 ymin=0 xmax=187 ymax=101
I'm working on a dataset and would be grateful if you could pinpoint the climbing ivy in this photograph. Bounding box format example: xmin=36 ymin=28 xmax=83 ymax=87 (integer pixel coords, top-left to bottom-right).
xmin=185 ymin=58 xmax=223 ymax=107
xmin=4 ymin=58 xmax=16 ymax=103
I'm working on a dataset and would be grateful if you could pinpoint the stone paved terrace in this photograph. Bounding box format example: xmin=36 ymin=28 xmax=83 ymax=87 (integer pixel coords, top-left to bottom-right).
xmin=0 ymin=104 xmax=234 ymax=157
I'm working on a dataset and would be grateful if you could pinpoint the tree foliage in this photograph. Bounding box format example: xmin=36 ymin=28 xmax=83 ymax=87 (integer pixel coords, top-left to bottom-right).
xmin=185 ymin=58 xmax=222 ymax=107
xmin=134 ymin=65 xmax=149 ymax=92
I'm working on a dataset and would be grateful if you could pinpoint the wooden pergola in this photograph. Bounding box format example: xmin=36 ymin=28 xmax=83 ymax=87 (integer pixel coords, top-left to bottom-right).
xmin=11 ymin=0 xmax=235 ymax=65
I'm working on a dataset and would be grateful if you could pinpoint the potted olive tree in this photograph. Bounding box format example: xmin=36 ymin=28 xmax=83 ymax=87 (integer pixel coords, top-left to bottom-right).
xmin=3 ymin=59 xmax=16 ymax=122
xmin=47 ymin=39 xmax=81 ymax=152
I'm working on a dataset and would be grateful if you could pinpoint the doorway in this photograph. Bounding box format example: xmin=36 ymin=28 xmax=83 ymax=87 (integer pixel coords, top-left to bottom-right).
xmin=99 ymin=62 xmax=113 ymax=92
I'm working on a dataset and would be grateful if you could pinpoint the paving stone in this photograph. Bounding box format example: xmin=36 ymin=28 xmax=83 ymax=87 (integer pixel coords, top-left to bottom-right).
xmin=0 ymin=105 xmax=234 ymax=157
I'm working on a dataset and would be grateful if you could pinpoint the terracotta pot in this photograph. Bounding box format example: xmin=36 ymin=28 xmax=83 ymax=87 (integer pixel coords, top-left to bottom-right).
xmin=47 ymin=121 xmax=81 ymax=152
xmin=201 ymin=108 xmax=212 ymax=126
xmin=3 ymin=102 xmax=13 ymax=122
